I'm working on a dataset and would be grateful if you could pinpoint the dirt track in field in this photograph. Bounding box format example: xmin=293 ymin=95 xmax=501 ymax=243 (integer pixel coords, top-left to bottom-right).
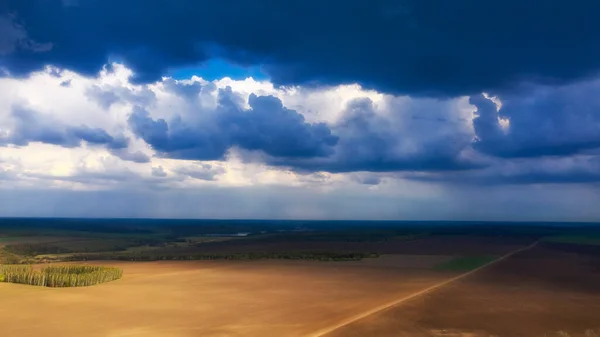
xmin=4 ymin=235 xmax=583 ymax=337
xmin=0 ymin=258 xmax=453 ymax=337
xmin=324 ymin=242 xmax=600 ymax=337
xmin=309 ymin=241 xmax=538 ymax=337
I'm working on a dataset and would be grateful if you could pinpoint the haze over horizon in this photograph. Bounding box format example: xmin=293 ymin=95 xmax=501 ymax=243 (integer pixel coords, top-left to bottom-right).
xmin=2 ymin=1 xmax=600 ymax=221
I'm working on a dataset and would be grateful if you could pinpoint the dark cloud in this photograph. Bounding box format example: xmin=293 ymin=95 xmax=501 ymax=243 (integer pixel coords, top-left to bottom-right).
xmin=109 ymin=149 xmax=151 ymax=163
xmin=129 ymin=91 xmax=480 ymax=173
xmin=351 ymin=174 xmax=381 ymax=186
xmin=471 ymin=78 xmax=600 ymax=158
xmin=86 ymin=85 xmax=119 ymax=109
xmin=496 ymin=171 xmax=600 ymax=185
xmin=0 ymin=13 xmax=52 ymax=56
xmin=0 ymin=14 xmax=27 ymax=55
xmin=269 ymin=97 xmax=479 ymax=173
xmin=151 ymin=166 xmax=167 ymax=177
xmin=71 ymin=125 xmax=127 ymax=149
xmin=162 ymin=78 xmax=205 ymax=101
xmin=128 ymin=87 xmax=338 ymax=160
xmin=85 ymin=84 xmax=156 ymax=110
xmin=3 ymin=1 xmax=600 ymax=95
xmin=173 ymin=164 xmax=224 ymax=181
xmin=59 ymin=79 xmax=71 ymax=87
xmin=0 ymin=104 xmax=128 ymax=150
xmin=295 ymin=172 xmax=331 ymax=185
xmin=409 ymin=156 xmax=600 ymax=185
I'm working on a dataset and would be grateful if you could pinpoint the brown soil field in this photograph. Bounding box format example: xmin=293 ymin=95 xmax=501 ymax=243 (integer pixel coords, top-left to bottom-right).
xmin=0 ymin=257 xmax=457 ymax=337
xmin=374 ymin=235 xmax=533 ymax=255
xmin=324 ymin=243 xmax=600 ymax=337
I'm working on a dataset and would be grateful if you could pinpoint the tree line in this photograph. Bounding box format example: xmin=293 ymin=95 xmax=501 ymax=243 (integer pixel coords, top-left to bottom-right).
xmin=60 ymin=251 xmax=380 ymax=262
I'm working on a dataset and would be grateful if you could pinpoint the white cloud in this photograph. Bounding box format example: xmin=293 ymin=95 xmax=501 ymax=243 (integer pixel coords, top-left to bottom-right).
xmin=3 ymin=62 xmax=553 ymax=219
xmin=4 ymin=64 xmax=600 ymax=219
xmin=0 ymin=65 xmax=394 ymax=191
xmin=0 ymin=63 xmax=480 ymax=190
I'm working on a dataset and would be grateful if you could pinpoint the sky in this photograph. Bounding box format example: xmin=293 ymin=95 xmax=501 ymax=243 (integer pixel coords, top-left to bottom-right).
xmin=2 ymin=1 xmax=600 ymax=220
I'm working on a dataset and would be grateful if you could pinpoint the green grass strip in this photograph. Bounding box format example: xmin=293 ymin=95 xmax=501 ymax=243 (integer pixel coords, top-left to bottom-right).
xmin=434 ymin=255 xmax=496 ymax=272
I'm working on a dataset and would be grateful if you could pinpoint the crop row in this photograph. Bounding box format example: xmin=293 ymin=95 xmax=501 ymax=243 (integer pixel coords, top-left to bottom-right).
xmin=0 ymin=264 xmax=123 ymax=287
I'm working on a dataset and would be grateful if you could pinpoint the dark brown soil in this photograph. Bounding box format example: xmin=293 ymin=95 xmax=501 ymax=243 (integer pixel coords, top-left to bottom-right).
xmin=324 ymin=243 xmax=600 ymax=337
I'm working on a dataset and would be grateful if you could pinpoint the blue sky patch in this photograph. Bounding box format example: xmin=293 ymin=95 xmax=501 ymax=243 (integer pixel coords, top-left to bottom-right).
xmin=168 ymin=59 xmax=268 ymax=81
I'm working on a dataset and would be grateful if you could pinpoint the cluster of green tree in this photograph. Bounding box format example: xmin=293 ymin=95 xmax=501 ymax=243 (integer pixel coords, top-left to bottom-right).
xmin=4 ymin=243 xmax=73 ymax=256
xmin=3 ymin=238 xmax=168 ymax=257
xmin=0 ymin=265 xmax=30 ymax=282
xmin=251 ymin=231 xmax=419 ymax=243
xmin=0 ymin=248 xmax=22 ymax=264
xmin=61 ymin=251 xmax=380 ymax=262
xmin=0 ymin=264 xmax=123 ymax=287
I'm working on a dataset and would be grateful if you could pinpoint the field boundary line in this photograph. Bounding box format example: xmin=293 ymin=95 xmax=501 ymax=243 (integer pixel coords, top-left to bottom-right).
xmin=306 ymin=240 xmax=539 ymax=337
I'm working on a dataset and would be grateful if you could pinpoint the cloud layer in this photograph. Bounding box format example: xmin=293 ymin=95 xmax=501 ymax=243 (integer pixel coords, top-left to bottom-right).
xmin=3 ymin=1 xmax=600 ymax=95
xmin=472 ymin=78 xmax=600 ymax=158
xmin=3 ymin=64 xmax=600 ymax=191
xmin=128 ymin=88 xmax=338 ymax=161
xmin=2 ymin=104 xmax=127 ymax=150
xmin=3 ymin=0 xmax=600 ymax=219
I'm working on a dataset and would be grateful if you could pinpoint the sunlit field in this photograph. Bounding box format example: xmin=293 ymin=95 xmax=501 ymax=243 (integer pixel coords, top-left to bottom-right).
xmin=1 ymin=220 xmax=600 ymax=337
xmin=1 ymin=259 xmax=451 ymax=337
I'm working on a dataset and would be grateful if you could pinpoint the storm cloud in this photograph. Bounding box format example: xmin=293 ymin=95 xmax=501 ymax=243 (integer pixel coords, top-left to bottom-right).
xmin=409 ymin=155 xmax=600 ymax=186
xmin=269 ymin=96 xmax=479 ymax=172
xmin=3 ymin=0 xmax=600 ymax=221
xmin=472 ymin=78 xmax=600 ymax=159
xmin=3 ymin=1 xmax=600 ymax=95
xmin=173 ymin=164 xmax=225 ymax=181
xmin=1 ymin=104 xmax=128 ymax=149
xmin=0 ymin=104 xmax=150 ymax=163
xmin=85 ymin=83 xmax=156 ymax=110
xmin=128 ymin=87 xmax=338 ymax=161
